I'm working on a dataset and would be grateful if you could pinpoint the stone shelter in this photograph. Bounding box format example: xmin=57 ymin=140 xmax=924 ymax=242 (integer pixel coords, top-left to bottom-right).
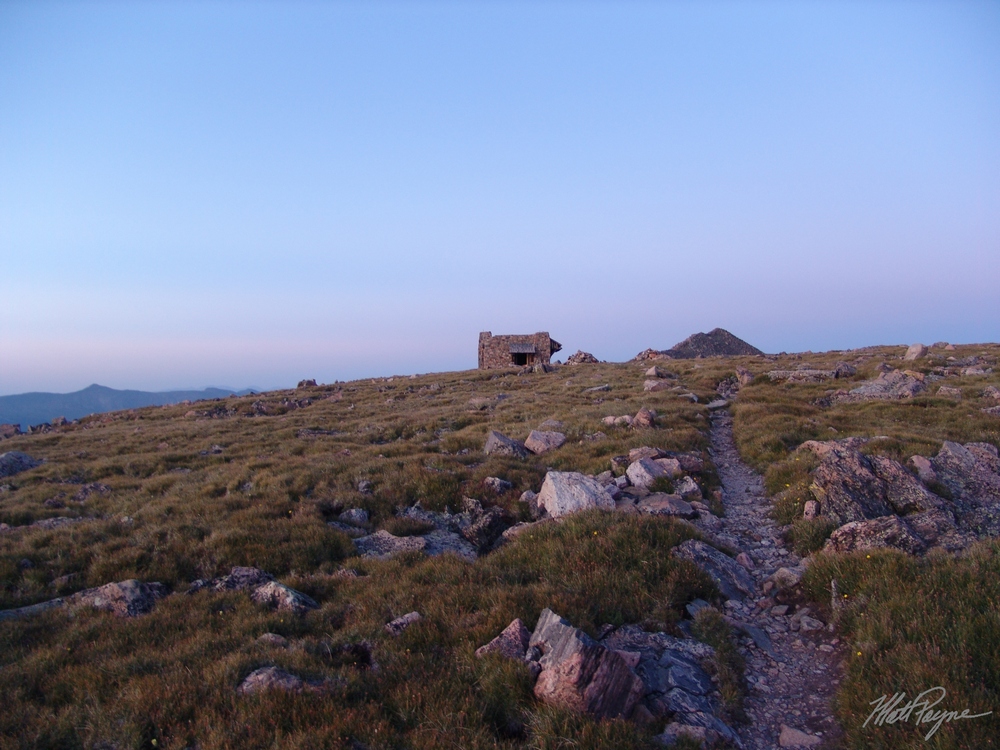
xmin=478 ymin=332 xmax=562 ymax=369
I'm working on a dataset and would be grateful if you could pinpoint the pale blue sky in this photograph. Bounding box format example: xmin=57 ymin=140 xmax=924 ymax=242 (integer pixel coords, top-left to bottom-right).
xmin=2 ymin=1 xmax=998 ymax=394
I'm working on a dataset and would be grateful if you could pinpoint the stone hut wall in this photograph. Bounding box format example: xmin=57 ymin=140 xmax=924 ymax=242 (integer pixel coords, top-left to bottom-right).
xmin=478 ymin=332 xmax=560 ymax=369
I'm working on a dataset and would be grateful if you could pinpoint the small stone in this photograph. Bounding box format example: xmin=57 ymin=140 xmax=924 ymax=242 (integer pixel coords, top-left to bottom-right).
xmin=736 ymin=552 xmax=754 ymax=570
xmin=632 ymin=407 xmax=657 ymax=429
xmin=484 ymin=476 xmax=514 ymax=493
xmin=484 ymin=431 xmax=530 ymax=459
xmin=339 ymin=508 xmax=369 ymax=525
xmin=257 ymin=632 xmax=289 ymax=647
xmin=385 ymin=611 xmax=422 ymax=636
xmin=524 ymin=430 xmax=567 ymax=455
xmin=771 ymin=605 xmax=789 ymax=616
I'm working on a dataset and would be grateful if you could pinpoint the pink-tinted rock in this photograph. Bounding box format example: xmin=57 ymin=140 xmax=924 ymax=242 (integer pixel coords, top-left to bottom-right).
xmin=475 ymin=618 xmax=530 ymax=660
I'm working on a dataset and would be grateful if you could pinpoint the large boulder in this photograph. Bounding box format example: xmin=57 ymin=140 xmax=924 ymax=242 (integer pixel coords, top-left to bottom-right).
xmin=529 ymin=609 xmax=644 ymax=719
xmin=484 ymin=431 xmax=530 ymax=459
xmin=903 ymin=343 xmax=928 ymax=361
xmin=524 ymin=430 xmax=567 ymax=455
xmin=632 ymin=407 xmax=657 ymax=428
xmin=536 ymin=472 xmax=615 ymax=518
xmin=0 ymin=451 xmax=42 ymax=478
xmin=672 ymin=540 xmax=754 ymax=601
xmin=643 ymin=380 xmax=671 ymax=392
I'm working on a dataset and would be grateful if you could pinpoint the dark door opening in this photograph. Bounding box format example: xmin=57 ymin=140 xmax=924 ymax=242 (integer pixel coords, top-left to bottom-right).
xmin=512 ymin=353 xmax=528 ymax=366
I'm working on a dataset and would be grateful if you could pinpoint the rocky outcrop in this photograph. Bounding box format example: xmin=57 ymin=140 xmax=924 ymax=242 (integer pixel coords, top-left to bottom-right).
xmin=483 ymin=430 xmax=530 ymax=459
xmin=524 ymin=430 xmax=566 ymax=455
xmin=188 ymin=567 xmax=318 ymax=614
xmin=672 ymin=540 xmax=754 ymax=601
xmin=830 ymin=369 xmax=926 ymax=403
xmin=0 ymin=451 xmax=42 ymax=478
xmin=536 ymin=471 xmax=615 ymax=518
xmin=475 ymin=618 xmax=531 ymax=660
xmin=0 ymin=578 xmax=168 ymax=621
xmin=802 ymin=440 xmax=941 ymax=525
xmin=803 ymin=439 xmax=999 ymax=554
xmin=528 ymin=609 xmax=644 ymax=719
xmin=636 ymin=494 xmax=697 ymax=519
xmin=566 ymin=351 xmax=599 ymax=364
xmin=0 ymin=424 xmax=21 ymax=440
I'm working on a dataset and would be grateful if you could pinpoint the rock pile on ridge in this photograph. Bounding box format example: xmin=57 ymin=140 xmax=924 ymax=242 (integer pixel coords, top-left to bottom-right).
xmin=662 ymin=328 xmax=763 ymax=359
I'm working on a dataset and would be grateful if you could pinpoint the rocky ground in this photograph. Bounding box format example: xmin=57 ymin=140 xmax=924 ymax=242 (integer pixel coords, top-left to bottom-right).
xmin=708 ymin=412 xmax=844 ymax=750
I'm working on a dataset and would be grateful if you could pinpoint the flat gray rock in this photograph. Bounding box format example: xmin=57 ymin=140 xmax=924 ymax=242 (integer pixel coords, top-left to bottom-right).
xmin=672 ymin=539 xmax=755 ymax=601
xmin=537 ymin=471 xmax=614 ymax=518
xmin=0 ymin=451 xmax=42 ymax=478
xmin=483 ymin=430 xmax=530 ymax=459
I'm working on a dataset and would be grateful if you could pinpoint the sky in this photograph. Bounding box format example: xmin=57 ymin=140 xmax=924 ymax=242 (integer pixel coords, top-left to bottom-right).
xmin=1 ymin=1 xmax=998 ymax=394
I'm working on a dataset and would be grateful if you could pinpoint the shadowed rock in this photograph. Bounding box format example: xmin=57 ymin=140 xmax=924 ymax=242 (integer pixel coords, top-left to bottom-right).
xmin=355 ymin=530 xmax=428 ymax=558
xmin=483 ymin=430 xmax=530 ymax=459
xmin=636 ymin=494 xmax=696 ymax=519
xmin=0 ymin=451 xmax=42 ymax=478
xmin=672 ymin=540 xmax=754 ymax=601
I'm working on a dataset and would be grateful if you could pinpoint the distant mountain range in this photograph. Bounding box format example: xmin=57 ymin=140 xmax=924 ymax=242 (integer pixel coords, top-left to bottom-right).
xmin=0 ymin=384 xmax=257 ymax=431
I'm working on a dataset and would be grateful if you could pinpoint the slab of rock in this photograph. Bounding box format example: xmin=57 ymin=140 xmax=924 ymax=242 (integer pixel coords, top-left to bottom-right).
xmin=483 ymin=430 xmax=530 ymax=459
xmin=983 ymin=405 xmax=1000 ymax=417
xmin=825 ymin=515 xmax=926 ymax=555
xmin=529 ymin=608 xmax=644 ymax=719
xmin=937 ymin=385 xmax=962 ymax=399
xmin=626 ymin=458 xmax=669 ymax=489
xmin=537 ymin=471 xmax=614 ymax=518
xmin=908 ymin=455 xmax=937 ymax=484
xmin=356 ymin=529 xmax=428 ymax=558
xmin=706 ymin=399 xmax=729 ymax=410
xmin=74 ymin=579 xmax=168 ymax=617
xmin=643 ymin=379 xmax=671 ymax=392
xmin=0 ymin=451 xmax=42 ymax=478
xmin=636 ymin=494 xmax=697 ymax=519
xmin=768 ymin=566 xmax=804 ymax=590
xmin=903 ymin=343 xmax=928 ymax=361
xmin=476 ymin=618 xmax=531 ymax=660
xmin=645 ymin=366 xmax=674 ymax=379
xmin=628 ymin=446 xmax=663 ymax=462
xmin=385 ymin=611 xmax=422 ymax=636
xmin=984 ymin=385 xmax=1000 ymax=400
xmin=779 ymin=724 xmax=822 ymax=747
xmin=672 ymin=540 xmax=754 ymax=601
xmin=524 ymin=430 xmax=567 ymax=455
xmin=632 ymin=407 xmax=657 ymax=428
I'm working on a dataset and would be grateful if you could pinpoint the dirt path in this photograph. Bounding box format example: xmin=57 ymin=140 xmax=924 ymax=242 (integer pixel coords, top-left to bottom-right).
xmin=708 ymin=411 xmax=844 ymax=749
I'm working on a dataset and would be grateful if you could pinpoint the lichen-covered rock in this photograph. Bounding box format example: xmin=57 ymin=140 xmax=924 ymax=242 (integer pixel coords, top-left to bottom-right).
xmin=529 ymin=609 xmax=644 ymax=719
xmin=825 ymin=515 xmax=926 ymax=555
xmin=672 ymin=540 xmax=754 ymax=601
xmin=632 ymin=407 xmax=657 ymax=428
xmin=483 ymin=430 xmax=530 ymax=459
xmin=903 ymin=343 xmax=928 ymax=361
xmin=831 ymin=369 xmax=926 ymax=403
xmin=524 ymin=430 xmax=566 ymax=455
xmin=930 ymin=441 xmax=1000 ymax=537
xmin=249 ymin=580 xmax=319 ymax=615
xmin=385 ymin=611 xmax=421 ymax=636
xmin=636 ymin=494 xmax=697 ymax=519
xmin=625 ymin=458 xmax=670 ymax=489
xmin=355 ymin=530 xmax=428 ymax=558
xmin=476 ymin=618 xmax=530 ymax=660
xmin=536 ymin=472 xmax=614 ymax=518
xmin=73 ymin=580 xmax=168 ymax=617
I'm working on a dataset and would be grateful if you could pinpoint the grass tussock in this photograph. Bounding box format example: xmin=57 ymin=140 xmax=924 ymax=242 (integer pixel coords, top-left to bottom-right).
xmin=801 ymin=542 xmax=1000 ymax=749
